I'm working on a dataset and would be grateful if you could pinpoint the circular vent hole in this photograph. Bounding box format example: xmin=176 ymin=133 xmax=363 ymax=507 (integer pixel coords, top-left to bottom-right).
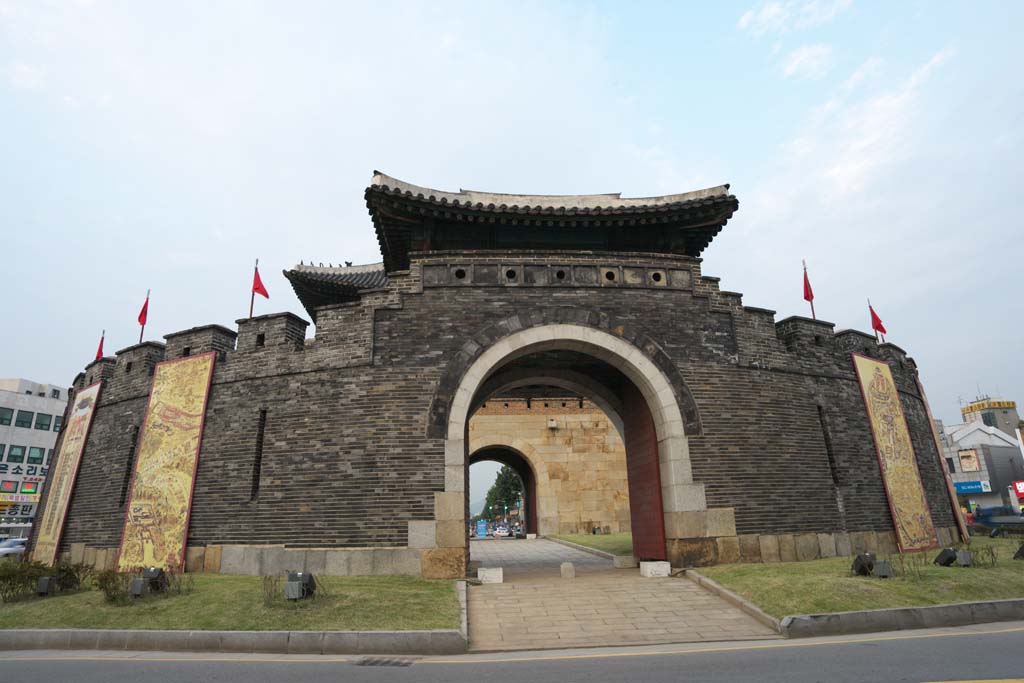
xmin=505 ymin=269 xmax=517 ymax=279
xmin=605 ymin=271 xmax=616 ymax=281
xmin=454 ymin=268 xmax=466 ymax=279
xmin=555 ymin=270 xmax=566 ymax=280
xmin=652 ymin=272 xmax=663 ymax=282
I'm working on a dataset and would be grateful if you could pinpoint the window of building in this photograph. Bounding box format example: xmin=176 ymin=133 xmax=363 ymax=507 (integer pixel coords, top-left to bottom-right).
xmin=0 ymin=408 xmax=12 ymax=426
xmin=945 ymin=457 xmax=956 ymax=474
xmin=0 ymin=444 xmax=5 ymax=460
xmin=53 ymin=416 xmax=62 ymax=432
xmin=982 ymin=412 xmax=997 ymax=427
xmin=0 ymin=481 xmax=17 ymax=493
xmin=51 ymin=388 xmax=60 ymax=399
xmin=28 ymin=447 xmax=44 ymax=464
xmin=34 ymin=413 xmax=52 ymax=431
xmin=14 ymin=411 xmax=33 ymax=428
xmin=7 ymin=446 xmax=25 ymax=463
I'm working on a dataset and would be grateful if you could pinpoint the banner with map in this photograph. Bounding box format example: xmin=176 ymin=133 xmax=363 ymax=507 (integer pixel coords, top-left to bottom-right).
xmin=852 ymin=354 xmax=938 ymax=552
xmin=116 ymin=352 xmax=215 ymax=570
xmin=32 ymin=382 xmax=103 ymax=566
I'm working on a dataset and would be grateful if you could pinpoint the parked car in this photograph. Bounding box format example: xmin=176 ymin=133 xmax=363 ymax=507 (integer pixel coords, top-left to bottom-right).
xmin=0 ymin=538 xmax=27 ymax=558
xmin=493 ymin=526 xmax=510 ymax=538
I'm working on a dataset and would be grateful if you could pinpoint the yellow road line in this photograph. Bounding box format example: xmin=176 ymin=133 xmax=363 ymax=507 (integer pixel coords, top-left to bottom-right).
xmin=425 ymin=625 xmax=1024 ymax=664
xmin=0 ymin=656 xmax=348 ymax=664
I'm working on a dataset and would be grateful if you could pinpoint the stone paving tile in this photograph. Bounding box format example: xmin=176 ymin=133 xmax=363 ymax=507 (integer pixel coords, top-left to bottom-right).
xmin=468 ymin=566 xmax=780 ymax=652
xmin=470 ymin=538 xmax=611 ymax=574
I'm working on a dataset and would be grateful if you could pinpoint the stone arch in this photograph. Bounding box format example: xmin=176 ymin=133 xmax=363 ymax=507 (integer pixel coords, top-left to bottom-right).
xmin=428 ymin=318 xmax=709 ymax=566
xmin=426 ymin=308 xmax=703 ymax=439
xmin=471 ymin=367 xmax=626 ymax=440
xmin=469 ymin=443 xmax=539 ymax=535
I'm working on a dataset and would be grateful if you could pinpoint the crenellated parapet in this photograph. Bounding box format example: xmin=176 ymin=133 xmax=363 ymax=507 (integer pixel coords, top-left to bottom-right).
xmin=163 ymin=324 xmax=237 ymax=360
xmin=105 ymin=341 xmax=166 ymax=401
xmin=235 ymin=312 xmax=308 ymax=353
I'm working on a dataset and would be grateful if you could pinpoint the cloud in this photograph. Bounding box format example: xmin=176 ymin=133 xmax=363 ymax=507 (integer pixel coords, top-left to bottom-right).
xmin=738 ymin=0 xmax=852 ymax=36
xmin=8 ymin=61 xmax=45 ymax=89
xmin=782 ymin=44 xmax=833 ymax=79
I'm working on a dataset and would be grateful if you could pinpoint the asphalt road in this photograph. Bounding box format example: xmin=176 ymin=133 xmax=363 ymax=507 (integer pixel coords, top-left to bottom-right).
xmin=2 ymin=622 xmax=1023 ymax=683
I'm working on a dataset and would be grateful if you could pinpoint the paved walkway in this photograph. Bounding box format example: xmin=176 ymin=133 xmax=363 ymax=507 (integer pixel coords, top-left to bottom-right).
xmin=470 ymin=538 xmax=611 ymax=575
xmin=467 ymin=567 xmax=779 ymax=652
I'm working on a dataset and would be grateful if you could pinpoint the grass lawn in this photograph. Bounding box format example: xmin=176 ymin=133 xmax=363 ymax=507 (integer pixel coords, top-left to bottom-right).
xmin=699 ymin=537 xmax=1024 ymax=619
xmin=0 ymin=574 xmax=460 ymax=631
xmin=552 ymin=532 xmax=634 ymax=556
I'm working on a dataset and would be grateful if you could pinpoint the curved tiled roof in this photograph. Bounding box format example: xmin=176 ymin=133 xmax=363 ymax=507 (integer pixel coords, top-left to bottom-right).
xmin=283 ymin=262 xmax=387 ymax=322
xmin=366 ymin=172 xmax=738 ymax=271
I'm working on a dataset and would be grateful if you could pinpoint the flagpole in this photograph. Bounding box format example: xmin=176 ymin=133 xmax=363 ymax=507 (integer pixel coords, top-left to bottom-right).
xmin=250 ymin=259 xmax=258 ymax=319
xmin=139 ymin=289 xmax=149 ymax=344
xmin=868 ymin=298 xmax=878 ymax=343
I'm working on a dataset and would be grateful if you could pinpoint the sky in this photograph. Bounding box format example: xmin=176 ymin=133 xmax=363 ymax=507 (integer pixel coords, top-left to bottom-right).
xmin=2 ymin=1 xmax=1022 ymax=503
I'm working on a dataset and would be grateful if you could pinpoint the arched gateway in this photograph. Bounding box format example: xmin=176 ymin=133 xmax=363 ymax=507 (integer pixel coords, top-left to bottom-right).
xmin=31 ymin=172 xmax=964 ymax=578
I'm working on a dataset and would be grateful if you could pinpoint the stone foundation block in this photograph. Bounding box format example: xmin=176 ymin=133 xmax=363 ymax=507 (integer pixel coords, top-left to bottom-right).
xmin=70 ymin=543 xmax=85 ymax=565
xmin=849 ymin=531 xmax=867 ymax=554
xmin=640 ymin=561 xmax=671 ymax=578
xmin=665 ymin=510 xmax=705 ymax=539
xmin=408 ymin=521 xmax=437 ymax=550
xmin=434 ymin=492 xmax=464 ymax=522
xmin=219 ymin=545 xmax=246 ymax=574
xmin=716 ymin=536 xmax=741 ymax=564
xmin=795 ymin=534 xmax=819 ymax=562
xmin=705 ymin=508 xmax=736 ymax=537
xmin=304 ymin=550 xmax=327 ymax=575
xmin=778 ymin=535 xmax=796 ymax=562
xmin=421 ymin=548 xmax=465 ymax=579
xmin=817 ymin=533 xmax=837 ymax=558
xmin=759 ymin=535 xmax=781 ymax=563
xmin=477 ymin=567 xmax=503 ymax=583
xmin=560 ymin=562 xmax=575 ymax=579
xmin=738 ymin=534 xmax=762 ymax=563
xmin=877 ymin=531 xmax=898 ymax=555
xmin=936 ymin=526 xmax=952 ymax=547
xmin=435 ymin=520 xmax=465 ymax=549
xmin=834 ymin=532 xmax=852 ymax=557
xmin=862 ymin=531 xmax=879 ymax=553
xmin=83 ymin=546 xmax=97 ymax=568
xmin=348 ymin=550 xmax=375 ymax=576
xmin=185 ymin=546 xmax=206 ymax=573
xmin=325 ymin=551 xmax=351 ymax=576
xmin=662 ymin=483 xmax=706 ymax=513
xmin=668 ymin=538 xmax=717 ymax=567
xmin=203 ymin=545 xmax=223 ymax=573
xmin=372 ymin=548 xmax=421 ymax=576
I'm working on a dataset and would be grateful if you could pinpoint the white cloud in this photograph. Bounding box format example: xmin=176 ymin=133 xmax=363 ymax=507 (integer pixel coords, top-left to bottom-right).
xmin=738 ymin=0 xmax=852 ymax=36
xmin=8 ymin=61 xmax=45 ymax=89
xmin=782 ymin=44 xmax=833 ymax=79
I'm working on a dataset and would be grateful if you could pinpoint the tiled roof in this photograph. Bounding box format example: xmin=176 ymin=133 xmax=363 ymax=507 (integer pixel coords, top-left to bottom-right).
xmin=283 ymin=262 xmax=387 ymax=322
xmin=365 ymin=172 xmax=738 ymax=271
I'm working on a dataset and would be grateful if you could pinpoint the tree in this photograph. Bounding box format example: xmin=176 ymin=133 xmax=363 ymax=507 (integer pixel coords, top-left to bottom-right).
xmin=481 ymin=466 xmax=523 ymax=522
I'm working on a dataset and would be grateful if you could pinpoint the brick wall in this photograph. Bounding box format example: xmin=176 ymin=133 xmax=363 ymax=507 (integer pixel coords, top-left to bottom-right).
xmin=41 ymin=249 xmax=955 ymax=564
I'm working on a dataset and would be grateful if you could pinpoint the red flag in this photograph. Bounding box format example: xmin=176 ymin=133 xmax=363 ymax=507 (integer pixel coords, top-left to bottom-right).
xmin=869 ymin=304 xmax=887 ymax=335
xmin=252 ymin=266 xmax=269 ymax=299
xmin=95 ymin=331 xmax=105 ymax=360
xmin=803 ymin=267 xmax=814 ymax=303
xmin=137 ymin=293 xmax=149 ymax=327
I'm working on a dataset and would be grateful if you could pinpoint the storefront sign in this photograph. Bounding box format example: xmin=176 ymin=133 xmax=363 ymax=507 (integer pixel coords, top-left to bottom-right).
xmin=958 ymin=449 xmax=981 ymax=472
xmin=955 ymin=480 xmax=992 ymax=494
xmin=1012 ymin=481 xmax=1024 ymax=498
xmin=0 ymin=492 xmax=40 ymax=504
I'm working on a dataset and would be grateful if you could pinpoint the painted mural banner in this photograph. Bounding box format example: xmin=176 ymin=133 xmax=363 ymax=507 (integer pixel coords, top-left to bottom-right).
xmin=852 ymin=354 xmax=939 ymax=552
xmin=31 ymin=382 xmax=103 ymax=566
xmin=116 ymin=352 xmax=215 ymax=570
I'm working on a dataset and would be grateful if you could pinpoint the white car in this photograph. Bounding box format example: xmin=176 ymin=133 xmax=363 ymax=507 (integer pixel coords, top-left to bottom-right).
xmin=493 ymin=526 xmax=510 ymax=538
xmin=0 ymin=538 xmax=27 ymax=558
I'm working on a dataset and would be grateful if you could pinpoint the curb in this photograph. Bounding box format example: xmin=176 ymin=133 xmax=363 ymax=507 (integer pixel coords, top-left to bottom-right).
xmin=0 ymin=627 xmax=467 ymax=654
xmin=544 ymin=536 xmax=615 ymax=560
xmin=781 ymin=599 xmax=1024 ymax=638
xmin=0 ymin=581 xmax=469 ymax=655
xmin=682 ymin=570 xmax=782 ymax=634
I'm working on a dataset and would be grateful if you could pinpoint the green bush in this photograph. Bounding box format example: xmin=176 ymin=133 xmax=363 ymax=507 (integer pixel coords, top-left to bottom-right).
xmin=54 ymin=561 xmax=93 ymax=592
xmin=0 ymin=559 xmax=50 ymax=603
xmin=95 ymin=569 xmax=133 ymax=604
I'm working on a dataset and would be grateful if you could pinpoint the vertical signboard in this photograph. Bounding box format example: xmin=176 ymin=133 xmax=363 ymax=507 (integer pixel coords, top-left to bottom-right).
xmin=31 ymin=382 xmax=103 ymax=566
xmin=853 ymin=354 xmax=938 ymax=552
xmin=116 ymin=352 xmax=215 ymax=570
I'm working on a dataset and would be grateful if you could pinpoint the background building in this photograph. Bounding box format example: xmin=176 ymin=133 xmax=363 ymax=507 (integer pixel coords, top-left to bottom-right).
xmin=0 ymin=379 xmax=66 ymax=538
xmin=936 ymin=396 xmax=1024 ymax=512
